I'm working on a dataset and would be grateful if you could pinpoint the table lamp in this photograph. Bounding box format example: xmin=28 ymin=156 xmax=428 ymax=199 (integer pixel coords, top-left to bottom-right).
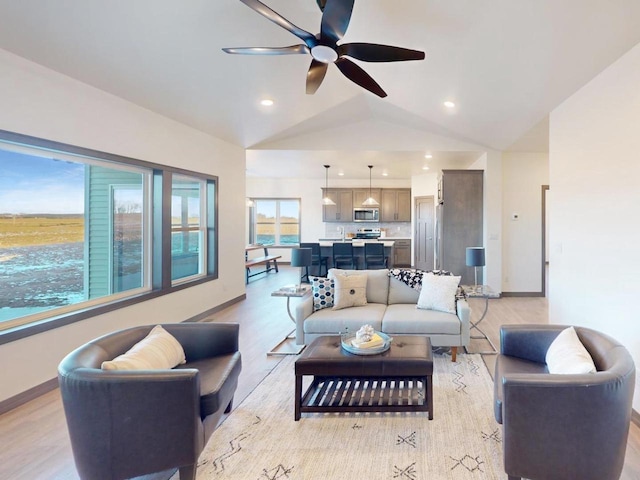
xmin=291 ymin=248 xmax=312 ymax=291
xmin=466 ymin=247 xmax=485 ymax=293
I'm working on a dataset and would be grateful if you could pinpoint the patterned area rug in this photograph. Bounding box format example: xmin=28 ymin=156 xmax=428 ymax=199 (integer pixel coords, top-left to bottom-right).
xmin=174 ymin=353 xmax=504 ymax=480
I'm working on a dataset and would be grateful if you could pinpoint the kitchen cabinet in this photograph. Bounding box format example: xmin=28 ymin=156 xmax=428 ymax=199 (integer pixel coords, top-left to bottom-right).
xmin=381 ymin=189 xmax=411 ymax=222
xmin=353 ymin=188 xmax=381 ymax=206
xmin=392 ymin=239 xmax=412 ymax=267
xmin=322 ymin=189 xmax=353 ymax=222
xmin=436 ymin=170 xmax=483 ymax=284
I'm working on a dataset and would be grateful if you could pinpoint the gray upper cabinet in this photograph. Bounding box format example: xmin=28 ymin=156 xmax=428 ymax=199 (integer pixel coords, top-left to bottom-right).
xmin=438 ymin=170 xmax=483 ymax=284
xmin=353 ymin=188 xmax=381 ymax=207
xmin=381 ymin=189 xmax=411 ymax=222
xmin=322 ymin=189 xmax=353 ymax=222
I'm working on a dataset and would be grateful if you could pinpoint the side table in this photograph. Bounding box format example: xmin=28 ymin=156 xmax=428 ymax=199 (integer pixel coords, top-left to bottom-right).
xmin=268 ymin=285 xmax=310 ymax=356
xmin=462 ymin=285 xmax=500 ymax=355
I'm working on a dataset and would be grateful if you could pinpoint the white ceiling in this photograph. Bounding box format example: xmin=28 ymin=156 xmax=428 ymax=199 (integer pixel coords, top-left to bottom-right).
xmin=1 ymin=0 xmax=640 ymax=179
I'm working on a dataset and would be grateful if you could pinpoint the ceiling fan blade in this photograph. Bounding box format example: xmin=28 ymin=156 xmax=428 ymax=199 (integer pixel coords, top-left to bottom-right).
xmin=239 ymin=0 xmax=317 ymax=48
xmin=338 ymin=43 xmax=425 ymax=62
xmin=320 ymin=0 xmax=355 ymax=44
xmin=222 ymin=45 xmax=309 ymax=55
xmin=306 ymin=60 xmax=328 ymax=94
xmin=334 ymin=58 xmax=387 ymax=98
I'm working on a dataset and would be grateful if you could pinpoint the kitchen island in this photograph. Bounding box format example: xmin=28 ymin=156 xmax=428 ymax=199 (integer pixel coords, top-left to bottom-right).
xmin=317 ymin=239 xmax=395 ymax=270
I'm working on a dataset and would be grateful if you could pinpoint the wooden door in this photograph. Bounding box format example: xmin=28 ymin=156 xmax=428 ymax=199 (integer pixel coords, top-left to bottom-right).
xmin=415 ymin=196 xmax=434 ymax=270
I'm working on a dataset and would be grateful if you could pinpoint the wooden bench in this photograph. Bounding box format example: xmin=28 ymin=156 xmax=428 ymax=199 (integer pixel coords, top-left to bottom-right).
xmin=245 ymin=244 xmax=281 ymax=284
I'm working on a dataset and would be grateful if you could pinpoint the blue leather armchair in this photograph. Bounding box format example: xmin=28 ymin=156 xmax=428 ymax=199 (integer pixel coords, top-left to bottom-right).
xmin=58 ymin=322 xmax=241 ymax=480
xmin=494 ymin=324 xmax=635 ymax=480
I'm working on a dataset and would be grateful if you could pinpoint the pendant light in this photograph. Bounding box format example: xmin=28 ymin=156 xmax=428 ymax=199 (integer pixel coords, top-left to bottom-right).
xmin=322 ymin=165 xmax=336 ymax=206
xmin=362 ymin=165 xmax=380 ymax=206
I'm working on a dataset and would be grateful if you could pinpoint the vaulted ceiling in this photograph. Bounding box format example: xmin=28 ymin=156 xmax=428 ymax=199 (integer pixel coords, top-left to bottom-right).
xmin=1 ymin=0 xmax=640 ymax=178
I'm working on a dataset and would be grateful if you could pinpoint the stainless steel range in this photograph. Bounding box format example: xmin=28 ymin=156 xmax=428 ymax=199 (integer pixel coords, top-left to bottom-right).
xmin=355 ymin=227 xmax=381 ymax=239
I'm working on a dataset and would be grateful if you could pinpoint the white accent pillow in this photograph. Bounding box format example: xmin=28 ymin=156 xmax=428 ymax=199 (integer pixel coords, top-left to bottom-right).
xmin=416 ymin=273 xmax=461 ymax=314
xmin=545 ymin=327 xmax=596 ymax=374
xmin=332 ymin=273 xmax=368 ymax=310
xmin=101 ymin=325 xmax=186 ymax=370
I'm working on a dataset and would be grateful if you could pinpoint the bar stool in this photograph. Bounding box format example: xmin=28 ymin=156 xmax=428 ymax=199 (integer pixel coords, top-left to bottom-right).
xmin=364 ymin=242 xmax=388 ymax=269
xmin=333 ymin=242 xmax=356 ymax=270
xmin=300 ymin=242 xmax=328 ymax=280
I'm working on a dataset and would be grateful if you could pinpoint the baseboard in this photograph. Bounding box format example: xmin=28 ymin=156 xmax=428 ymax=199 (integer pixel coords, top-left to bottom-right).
xmin=0 ymin=294 xmax=247 ymax=416
xmin=501 ymin=292 xmax=544 ymax=298
xmin=0 ymin=377 xmax=59 ymax=416
xmin=632 ymin=409 xmax=640 ymax=428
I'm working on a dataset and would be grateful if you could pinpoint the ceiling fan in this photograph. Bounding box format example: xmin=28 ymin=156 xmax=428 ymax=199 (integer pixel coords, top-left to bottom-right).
xmin=222 ymin=0 xmax=425 ymax=98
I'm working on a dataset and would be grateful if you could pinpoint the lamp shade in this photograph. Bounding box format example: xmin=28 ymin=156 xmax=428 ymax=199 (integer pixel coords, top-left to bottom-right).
xmin=291 ymin=248 xmax=312 ymax=267
xmin=466 ymin=247 xmax=485 ymax=267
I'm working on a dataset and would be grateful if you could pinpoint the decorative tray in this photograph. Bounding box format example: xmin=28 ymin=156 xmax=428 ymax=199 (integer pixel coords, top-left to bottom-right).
xmin=341 ymin=332 xmax=393 ymax=355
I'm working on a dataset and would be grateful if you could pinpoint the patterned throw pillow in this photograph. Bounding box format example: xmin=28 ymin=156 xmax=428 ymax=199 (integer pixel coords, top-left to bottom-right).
xmin=311 ymin=277 xmax=334 ymax=311
xmin=388 ymin=268 xmax=453 ymax=290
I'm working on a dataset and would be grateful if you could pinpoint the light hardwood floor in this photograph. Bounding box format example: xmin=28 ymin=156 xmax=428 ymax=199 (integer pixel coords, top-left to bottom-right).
xmin=0 ymin=266 xmax=638 ymax=479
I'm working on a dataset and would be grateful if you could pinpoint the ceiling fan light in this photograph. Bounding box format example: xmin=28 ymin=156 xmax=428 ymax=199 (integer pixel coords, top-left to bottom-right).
xmin=311 ymin=45 xmax=338 ymax=63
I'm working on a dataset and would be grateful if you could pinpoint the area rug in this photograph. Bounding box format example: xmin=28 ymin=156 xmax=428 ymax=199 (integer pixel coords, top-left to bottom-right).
xmin=173 ymin=353 xmax=504 ymax=480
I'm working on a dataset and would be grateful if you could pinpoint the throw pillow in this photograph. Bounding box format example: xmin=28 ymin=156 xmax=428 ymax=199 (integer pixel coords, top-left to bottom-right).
xmin=416 ymin=273 xmax=461 ymax=314
xmin=101 ymin=325 xmax=186 ymax=370
xmin=546 ymin=327 xmax=596 ymax=374
xmin=311 ymin=276 xmax=334 ymax=311
xmin=333 ymin=273 xmax=368 ymax=310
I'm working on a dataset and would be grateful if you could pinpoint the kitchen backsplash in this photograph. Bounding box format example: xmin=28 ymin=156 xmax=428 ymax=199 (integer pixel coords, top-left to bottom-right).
xmin=324 ymin=222 xmax=412 ymax=238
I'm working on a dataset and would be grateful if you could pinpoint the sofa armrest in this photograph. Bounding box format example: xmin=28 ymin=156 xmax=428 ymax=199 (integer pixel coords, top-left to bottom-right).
xmin=456 ymin=298 xmax=471 ymax=345
xmin=499 ymin=324 xmax=566 ymax=363
xmin=165 ymin=322 xmax=240 ymax=361
xmin=501 ymin=371 xmax=633 ymax=479
xmin=295 ymin=295 xmax=314 ymax=345
xmin=58 ymin=368 xmax=202 ymax=479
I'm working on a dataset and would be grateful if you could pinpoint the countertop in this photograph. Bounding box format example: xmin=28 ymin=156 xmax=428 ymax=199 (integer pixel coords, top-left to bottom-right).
xmin=318 ymin=239 xmax=396 ymax=247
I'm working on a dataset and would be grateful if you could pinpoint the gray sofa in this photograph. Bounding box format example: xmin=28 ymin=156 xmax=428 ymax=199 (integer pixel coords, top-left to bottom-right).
xmin=58 ymin=322 xmax=242 ymax=480
xmin=295 ymin=269 xmax=470 ymax=361
xmin=494 ymin=324 xmax=635 ymax=480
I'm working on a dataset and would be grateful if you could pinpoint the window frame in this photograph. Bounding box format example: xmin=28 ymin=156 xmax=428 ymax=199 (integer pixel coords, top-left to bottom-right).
xmin=249 ymin=197 xmax=301 ymax=246
xmin=0 ymin=129 xmax=218 ymax=345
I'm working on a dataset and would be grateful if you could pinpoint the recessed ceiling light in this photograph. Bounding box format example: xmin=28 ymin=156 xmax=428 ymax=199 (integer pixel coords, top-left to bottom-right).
xmin=422 ymin=165 xmax=430 ymax=171
xmin=338 ymin=171 xmax=344 ymax=176
xmin=424 ymin=153 xmax=433 ymax=159
xmin=260 ymin=99 xmax=274 ymax=107
xmin=444 ymin=101 xmax=456 ymax=109
xmin=382 ymin=172 xmax=388 ymax=176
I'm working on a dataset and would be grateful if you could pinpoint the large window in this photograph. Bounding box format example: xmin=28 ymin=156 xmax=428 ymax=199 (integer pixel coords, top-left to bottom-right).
xmin=0 ymin=132 xmax=218 ymax=337
xmin=251 ymin=198 xmax=300 ymax=245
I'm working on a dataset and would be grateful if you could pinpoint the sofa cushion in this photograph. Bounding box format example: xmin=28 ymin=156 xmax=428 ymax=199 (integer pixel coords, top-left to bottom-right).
xmin=176 ymin=351 xmax=242 ymax=418
xmin=328 ymin=268 xmax=389 ymax=304
xmin=416 ymin=274 xmax=461 ymax=314
xmin=304 ymin=303 xmax=386 ymax=335
xmin=311 ymin=276 xmax=334 ymax=311
xmin=382 ymin=304 xmax=461 ymax=335
xmin=545 ymin=327 xmax=597 ymax=374
xmin=333 ymin=273 xmax=368 ymax=310
xmin=388 ymin=277 xmax=420 ymax=304
xmin=100 ymin=325 xmax=186 ymax=371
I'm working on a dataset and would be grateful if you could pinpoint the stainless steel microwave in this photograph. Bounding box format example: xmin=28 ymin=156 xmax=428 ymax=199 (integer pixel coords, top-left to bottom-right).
xmin=353 ymin=207 xmax=379 ymax=222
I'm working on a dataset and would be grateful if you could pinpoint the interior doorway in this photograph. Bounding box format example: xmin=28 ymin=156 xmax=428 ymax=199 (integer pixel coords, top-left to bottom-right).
xmin=414 ymin=196 xmax=434 ymax=270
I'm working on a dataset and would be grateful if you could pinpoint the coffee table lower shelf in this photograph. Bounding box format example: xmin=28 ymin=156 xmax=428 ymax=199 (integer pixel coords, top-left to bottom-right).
xmin=296 ymin=375 xmax=432 ymax=420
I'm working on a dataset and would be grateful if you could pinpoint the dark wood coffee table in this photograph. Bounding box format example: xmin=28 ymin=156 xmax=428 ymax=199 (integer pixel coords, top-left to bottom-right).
xmin=294 ymin=335 xmax=433 ymax=421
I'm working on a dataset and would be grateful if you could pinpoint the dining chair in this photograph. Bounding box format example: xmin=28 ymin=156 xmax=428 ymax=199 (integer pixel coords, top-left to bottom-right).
xmin=299 ymin=242 xmax=328 ymax=280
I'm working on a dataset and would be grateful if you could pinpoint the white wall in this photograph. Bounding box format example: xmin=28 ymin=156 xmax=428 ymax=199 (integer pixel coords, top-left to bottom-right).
xmin=0 ymin=49 xmax=246 ymax=402
xmin=549 ymin=41 xmax=640 ymax=410
xmin=502 ymin=152 xmax=549 ymax=293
